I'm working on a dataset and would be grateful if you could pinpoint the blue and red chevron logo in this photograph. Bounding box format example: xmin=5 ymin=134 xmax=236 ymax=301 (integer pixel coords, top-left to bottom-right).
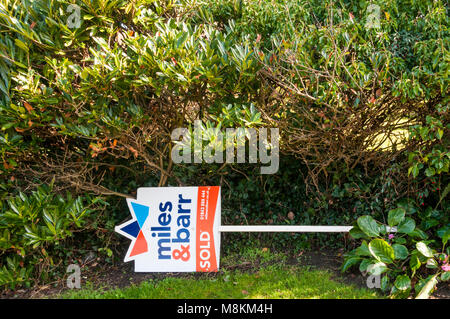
xmin=114 ymin=199 xmax=150 ymax=262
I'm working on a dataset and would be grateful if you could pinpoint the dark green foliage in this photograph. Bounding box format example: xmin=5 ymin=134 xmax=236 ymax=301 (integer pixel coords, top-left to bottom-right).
xmin=0 ymin=183 xmax=110 ymax=289
xmin=343 ymin=197 xmax=449 ymax=299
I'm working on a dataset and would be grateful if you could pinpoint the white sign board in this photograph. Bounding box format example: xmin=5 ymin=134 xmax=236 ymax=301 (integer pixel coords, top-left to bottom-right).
xmin=115 ymin=186 xmax=221 ymax=272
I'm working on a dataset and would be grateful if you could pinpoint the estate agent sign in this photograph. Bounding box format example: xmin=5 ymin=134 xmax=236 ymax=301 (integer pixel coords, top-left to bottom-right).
xmin=115 ymin=186 xmax=357 ymax=272
xmin=115 ymin=186 xmax=221 ymax=272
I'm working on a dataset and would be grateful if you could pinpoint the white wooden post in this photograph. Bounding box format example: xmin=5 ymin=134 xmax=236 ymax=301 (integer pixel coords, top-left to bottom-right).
xmin=219 ymin=225 xmax=396 ymax=233
xmin=219 ymin=225 xmax=352 ymax=232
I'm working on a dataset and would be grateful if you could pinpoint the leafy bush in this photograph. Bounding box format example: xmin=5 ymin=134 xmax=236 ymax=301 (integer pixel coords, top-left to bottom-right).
xmin=0 ymin=183 xmax=109 ymax=289
xmin=343 ymin=200 xmax=449 ymax=299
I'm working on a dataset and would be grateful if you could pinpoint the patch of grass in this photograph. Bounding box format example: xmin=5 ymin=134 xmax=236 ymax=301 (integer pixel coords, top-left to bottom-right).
xmin=56 ymin=249 xmax=384 ymax=299
xmin=60 ymin=266 xmax=381 ymax=299
xmin=222 ymin=246 xmax=287 ymax=266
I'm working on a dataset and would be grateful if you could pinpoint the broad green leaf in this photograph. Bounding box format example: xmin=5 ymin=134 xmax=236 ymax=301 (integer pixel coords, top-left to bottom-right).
xmin=392 ymin=244 xmax=408 ymax=260
xmin=408 ymin=228 xmax=428 ymax=240
xmin=441 ymin=272 xmax=450 ymax=281
xmin=397 ymin=218 xmax=415 ymax=234
xmin=359 ymin=259 xmax=372 ymax=273
xmin=408 ymin=164 xmax=420 ymax=178
xmin=394 ymin=275 xmax=411 ymax=291
xmin=425 ymin=258 xmax=438 ymax=269
xmin=416 ymin=274 xmax=438 ymax=299
xmin=394 ymin=237 xmax=407 ymax=244
xmin=357 ymin=215 xmax=380 ymax=237
xmin=410 ymin=254 xmax=421 ymax=272
xmin=388 ymin=208 xmax=405 ymax=227
xmin=349 ymin=226 xmax=369 ymax=239
xmin=409 ymin=255 xmax=420 ymax=278
xmin=369 ymin=239 xmax=395 ymax=264
xmin=355 ymin=240 xmax=371 ymax=256
xmin=341 ymin=257 xmax=361 ymax=272
xmin=437 ymin=226 xmax=450 ymax=245
xmin=416 ymin=242 xmax=434 ymax=258
xmin=381 ymin=275 xmax=390 ymax=292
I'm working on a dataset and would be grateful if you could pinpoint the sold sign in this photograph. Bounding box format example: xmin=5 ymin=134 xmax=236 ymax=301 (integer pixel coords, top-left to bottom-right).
xmin=115 ymin=185 xmax=362 ymax=273
xmin=115 ymin=186 xmax=221 ymax=272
